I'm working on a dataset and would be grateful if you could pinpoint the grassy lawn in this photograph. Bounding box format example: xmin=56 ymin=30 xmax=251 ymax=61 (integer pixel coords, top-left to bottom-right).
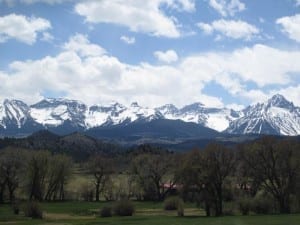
xmin=0 ymin=201 xmax=299 ymax=225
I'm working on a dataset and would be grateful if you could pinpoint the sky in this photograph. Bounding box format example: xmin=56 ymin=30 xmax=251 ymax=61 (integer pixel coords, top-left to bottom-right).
xmin=0 ymin=0 xmax=299 ymax=109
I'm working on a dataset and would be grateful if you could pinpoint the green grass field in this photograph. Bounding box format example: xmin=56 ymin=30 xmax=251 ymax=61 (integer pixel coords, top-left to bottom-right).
xmin=0 ymin=201 xmax=299 ymax=225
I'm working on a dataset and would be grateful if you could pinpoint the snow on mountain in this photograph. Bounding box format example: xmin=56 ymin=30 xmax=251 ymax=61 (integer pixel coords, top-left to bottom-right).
xmin=0 ymin=94 xmax=300 ymax=136
xmin=156 ymin=103 xmax=241 ymax=132
xmin=156 ymin=104 xmax=179 ymax=120
xmin=85 ymin=102 xmax=163 ymax=128
xmin=0 ymin=99 xmax=31 ymax=129
xmin=226 ymin=94 xmax=300 ymax=135
xmin=30 ymin=98 xmax=87 ymax=127
xmin=85 ymin=102 xmax=127 ymax=128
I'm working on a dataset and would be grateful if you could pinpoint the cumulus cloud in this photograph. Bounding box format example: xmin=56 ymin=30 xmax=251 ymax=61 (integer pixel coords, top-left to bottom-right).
xmin=276 ymin=14 xmax=300 ymax=42
xmin=21 ymin=0 xmax=70 ymax=3
xmin=208 ymin=0 xmax=245 ymax=17
xmin=74 ymin=0 xmax=195 ymax=38
xmin=120 ymin=35 xmax=136 ymax=45
xmin=1 ymin=35 xmax=300 ymax=107
xmin=0 ymin=0 xmax=73 ymax=5
xmin=63 ymin=34 xmax=106 ymax=57
xmin=154 ymin=50 xmax=179 ymax=63
xmin=0 ymin=14 xmax=51 ymax=44
xmin=197 ymin=19 xmax=259 ymax=40
xmin=41 ymin=32 xmax=54 ymax=42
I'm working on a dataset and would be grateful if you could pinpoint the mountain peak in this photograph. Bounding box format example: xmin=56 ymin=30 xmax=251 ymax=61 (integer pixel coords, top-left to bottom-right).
xmin=3 ymin=99 xmax=26 ymax=105
xmin=267 ymin=94 xmax=293 ymax=108
xmin=1 ymin=95 xmax=300 ymax=137
xmin=157 ymin=104 xmax=178 ymax=110
xmin=130 ymin=102 xmax=140 ymax=108
xmin=181 ymin=102 xmax=205 ymax=113
xmin=32 ymin=98 xmax=85 ymax=108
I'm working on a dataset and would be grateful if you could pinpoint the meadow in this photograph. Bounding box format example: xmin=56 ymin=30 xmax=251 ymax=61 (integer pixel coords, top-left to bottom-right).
xmin=0 ymin=201 xmax=299 ymax=225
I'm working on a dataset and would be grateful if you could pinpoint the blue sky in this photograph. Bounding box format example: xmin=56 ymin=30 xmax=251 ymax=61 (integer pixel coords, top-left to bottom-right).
xmin=0 ymin=0 xmax=299 ymax=109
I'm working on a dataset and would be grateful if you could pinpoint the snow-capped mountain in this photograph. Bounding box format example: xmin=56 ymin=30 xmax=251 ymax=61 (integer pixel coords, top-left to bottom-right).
xmin=30 ymin=98 xmax=87 ymax=128
xmin=0 ymin=98 xmax=165 ymax=136
xmin=0 ymin=99 xmax=31 ymax=129
xmin=0 ymin=94 xmax=300 ymax=137
xmin=226 ymin=94 xmax=300 ymax=135
xmin=85 ymin=101 xmax=163 ymax=128
xmin=156 ymin=103 xmax=241 ymax=132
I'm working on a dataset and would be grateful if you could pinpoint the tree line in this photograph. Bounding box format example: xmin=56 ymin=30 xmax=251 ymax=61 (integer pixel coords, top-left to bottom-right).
xmin=0 ymin=136 xmax=299 ymax=216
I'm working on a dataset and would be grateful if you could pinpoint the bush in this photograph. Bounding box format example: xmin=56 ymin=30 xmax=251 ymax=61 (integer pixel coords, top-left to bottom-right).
xmin=12 ymin=201 xmax=20 ymax=215
xmin=251 ymin=196 xmax=273 ymax=214
xmin=238 ymin=198 xmax=252 ymax=215
xmin=164 ymin=196 xmax=184 ymax=211
xmin=177 ymin=204 xmax=184 ymax=217
xmin=100 ymin=206 xmax=112 ymax=217
xmin=223 ymin=208 xmax=235 ymax=216
xmin=23 ymin=201 xmax=43 ymax=219
xmin=114 ymin=199 xmax=134 ymax=216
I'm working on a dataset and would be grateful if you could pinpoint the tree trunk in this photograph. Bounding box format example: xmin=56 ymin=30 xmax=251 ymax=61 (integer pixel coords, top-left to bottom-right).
xmin=205 ymin=200 xmax=211 ymax=217
xmin=8 ymin=188 xmax=15 ymax=203
xmin=59 ymin=182 xmax=65 ymax=201
xmin=95 ymin=181 xmax=100 ymax=202
xmin=214 ymin=186 xmax=223 ymax=216
xmin=0 ymin=183 xmax=6 ymax=203
xmin=278 ymin=196 xmax=290 ymax=214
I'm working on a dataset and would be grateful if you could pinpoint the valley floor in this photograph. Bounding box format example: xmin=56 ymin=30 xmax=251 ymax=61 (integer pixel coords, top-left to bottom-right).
xmin=0 ymin=201 xmax=299 ymax=225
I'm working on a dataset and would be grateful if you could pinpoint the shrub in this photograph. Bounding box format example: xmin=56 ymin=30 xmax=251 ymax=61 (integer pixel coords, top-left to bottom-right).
xmin=223 ymin=208 xmax=234 ymax=216
xmin=100 ymin=206 xmax=112 ymax=217
xmin=164 ymin=196 xmax=184 ymax=211
xmin=12 ymin=201 xmax=20 ymax=215
xmin=177 ymin=204 xmax=184 ymax=217
xmin=114 ymin=199 xmax=134 ymax=216
xmin=23 ymin=201 xmax=43 ymax=219
xmin=238 ymin=198 xmax=252 ymax=215
xmin=251 ymin=195 xmax=273 ymax=214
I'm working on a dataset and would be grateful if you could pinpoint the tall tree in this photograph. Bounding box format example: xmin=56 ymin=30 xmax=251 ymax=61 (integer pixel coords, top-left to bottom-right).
xmin=87 ymin=155 xmax=113 ymax=201
xmin=241 ymin=137 xmax=300 ymax=213
xmin=201 ymin=143 xmax=236 ymax=216
xmin=131 ymin=153 xmax=175 ymax=201
xmin=44 ymin=155 xmax=73 ymax=201
xmin=0 ymin=148 xmax=25 ymax=202
xmin=177 ymin=149 xmax=213 ymax=215
xmin=27 ymin=151 xmax=51 ymax=201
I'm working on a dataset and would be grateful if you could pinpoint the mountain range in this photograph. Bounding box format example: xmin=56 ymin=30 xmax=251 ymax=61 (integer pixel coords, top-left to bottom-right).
xmin=0 ymin=94 xmax=300 ymax=139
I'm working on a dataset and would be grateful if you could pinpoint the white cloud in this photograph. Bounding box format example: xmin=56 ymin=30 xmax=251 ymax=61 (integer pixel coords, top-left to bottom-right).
xmin=1 ymin=35 xmax=300 ymax=108
xmin=21 ymin=0 xmax=70 ymax=3
xmin=120 ymin=35 xmax=136 ymax=45
xmin=226 ymin=103 xmax=245 ymax=111
xmin=0 ymin=0 xmax=73 ymax=5
xmin=41 ymin=32 xmax=54 ymax=42
xmin=154 ymin=50 xmax=179 ymax=63
xmin=0 ymin=14 xmax=51 ymax=44
xmin=296 ymin=0 xmax=300 ymax=6
xmin=75 ymin=0 xmax=195 ymax=38
xmin=63 ymin=34 xmax=106 ymax=57
xmin=197 ymin=19 xmax=259 ymax=40
xmin=276 ymin=14 xmax=300 ymax=42
xmin=197 ymin=22 xmax=214 ymax=34
xmin=208 ymin=0 xmax=245 ymax=17
xmin=172 ymin=0 xmax=196 ymax=12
